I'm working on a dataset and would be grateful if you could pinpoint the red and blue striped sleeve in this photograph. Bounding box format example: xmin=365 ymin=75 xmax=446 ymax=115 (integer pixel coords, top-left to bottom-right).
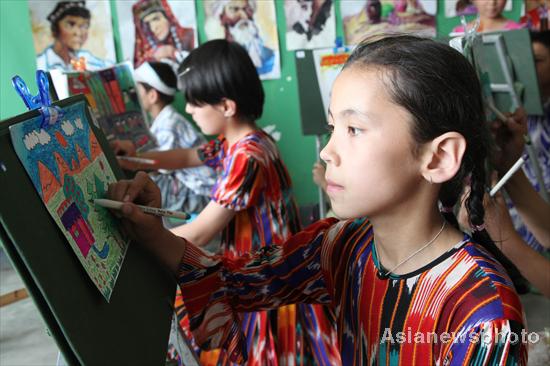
xmin=177 ymin=218 xmax=340 ymax=363
xmin=211 ymin=150 xmax=264 ymax=211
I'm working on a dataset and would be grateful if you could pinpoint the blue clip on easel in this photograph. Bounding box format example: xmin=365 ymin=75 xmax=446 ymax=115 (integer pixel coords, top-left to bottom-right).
xmin=12 ymin=70 xmax=63 ymax=128
xmin=333 ymin=36 xmax=349 ymax=54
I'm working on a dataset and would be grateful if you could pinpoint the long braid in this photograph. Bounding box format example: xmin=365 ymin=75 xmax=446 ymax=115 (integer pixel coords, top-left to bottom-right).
xmin=466 ymin=159 xmax=530 ymax=294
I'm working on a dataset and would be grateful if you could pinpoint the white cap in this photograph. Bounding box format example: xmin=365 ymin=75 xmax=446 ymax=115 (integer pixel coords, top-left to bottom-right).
xmin=134 ymin=62 xmax=177 ymax=96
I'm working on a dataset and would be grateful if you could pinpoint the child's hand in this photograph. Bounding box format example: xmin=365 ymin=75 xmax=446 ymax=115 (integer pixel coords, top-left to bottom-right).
xmin=490 ymin=107 xmax=527 ymax=173
xmin=107 ymin=171 xmax=165 ymax=245
xmin=109 ymin=139 xmax=137 ymax=157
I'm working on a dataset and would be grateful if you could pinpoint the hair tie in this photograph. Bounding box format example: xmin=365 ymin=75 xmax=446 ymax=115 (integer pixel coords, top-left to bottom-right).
xmin=471 ymin=222 xmax=486 ymax=232
xmin=440 ymin=206 xmax=454 ymax=213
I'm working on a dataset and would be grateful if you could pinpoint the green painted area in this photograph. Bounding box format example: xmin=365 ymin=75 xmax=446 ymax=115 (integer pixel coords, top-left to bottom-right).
xmin=0 ymin=0 xmax=522 ymax=206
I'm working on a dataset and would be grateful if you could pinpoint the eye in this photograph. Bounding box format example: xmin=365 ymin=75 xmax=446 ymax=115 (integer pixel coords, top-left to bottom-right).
xmin=347 ymin=126 xmax=362 ymax=136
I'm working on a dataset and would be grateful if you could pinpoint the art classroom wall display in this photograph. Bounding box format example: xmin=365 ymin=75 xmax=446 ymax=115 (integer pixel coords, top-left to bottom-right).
xmin=202 ymin=0 xmax=281 ymax=80
xmin=116 ymin=0 xmax=198 ymax=68
xmin=444 ymin=0 xmax=512 ymax=18
xmin=284 ymin=0 xmax=336 ymax=51
xmin=29 ymin=0 xmax=116 ymax=71
xmin=312 ymin=47 xmax=351 ymax=119
xmin=51 ymin=62 xmax=157 ymax=152
xmin=341 ymin=0 xmax=437 ymax=46
xmin=9 ymin=100 xmax=129 ymax=301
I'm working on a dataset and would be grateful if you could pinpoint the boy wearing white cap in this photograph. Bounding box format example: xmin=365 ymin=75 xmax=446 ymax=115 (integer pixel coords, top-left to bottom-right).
xmin=132 ymin=61 xmax=215 ymax=226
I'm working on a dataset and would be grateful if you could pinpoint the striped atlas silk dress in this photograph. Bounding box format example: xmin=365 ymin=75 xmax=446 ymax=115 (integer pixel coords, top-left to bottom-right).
xmin=178 ymin=217 xmax=527 ymax=365
xmin=177 ymin=130 xmax=341 ymax=366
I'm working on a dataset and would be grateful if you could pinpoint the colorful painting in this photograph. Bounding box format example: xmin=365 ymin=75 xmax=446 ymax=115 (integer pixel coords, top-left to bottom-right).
xmin=116 ymin=0 xmax=198 ymax=68
xmin=9 ymin=100 xmax=128 ymax=301
xmin=312 ymin=47 xmax=352 ymax=119
xmin=50 ymin=62 xmax=156 ymax=152
xmin=203 ymin=0 xmax=281 ymax=80
xmin=444 ymin=0 xmax=512 ymax=18
xmin=341 ymin=0 xmax=437 ymax=46
xmin=29 ymin=0 xmax=116 ymax=71
xmin=284 ymin=0 xmax=336 ymax=51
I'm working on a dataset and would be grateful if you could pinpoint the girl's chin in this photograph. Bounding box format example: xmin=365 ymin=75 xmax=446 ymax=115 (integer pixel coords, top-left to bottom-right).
xmin=329 ymin=204 xmax=363 ymax=221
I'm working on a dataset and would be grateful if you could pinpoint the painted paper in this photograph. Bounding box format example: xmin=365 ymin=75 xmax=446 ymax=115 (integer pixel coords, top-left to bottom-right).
xmin=9 ymin=100 xmax=128 ymax=301
xmin=444 ymin=0 xmax=512 ymax=18
xmin=284 ymin=0 xmax=336 ymax=51
xmin=116 ymin=0 xmax=198 ymax=68
xmin=312 ymin=47 xmax=351 ymax=119
xmin=203 ymin=0 xmax=281 ymax=80
xmin=29 ymin=0 xmax=116 ymax=71
xmin=341 ymin=0 xmax=437 ymax=46
xmin=50 ymin=62 xmax=156 ymax=152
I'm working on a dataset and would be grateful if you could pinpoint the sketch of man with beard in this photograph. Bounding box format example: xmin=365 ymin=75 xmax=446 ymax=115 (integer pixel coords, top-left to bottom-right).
xmin=215 ymin=0 xmax=275 ymax=75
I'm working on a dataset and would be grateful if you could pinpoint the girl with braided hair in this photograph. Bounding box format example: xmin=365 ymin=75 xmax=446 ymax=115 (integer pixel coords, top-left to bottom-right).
xmin=107 ymin=34 xmax=528 ymax=364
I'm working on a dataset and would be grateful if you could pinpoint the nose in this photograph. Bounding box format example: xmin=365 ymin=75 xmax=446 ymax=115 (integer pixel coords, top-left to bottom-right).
xmin=319 ymin=135 xmax=339 ymax=166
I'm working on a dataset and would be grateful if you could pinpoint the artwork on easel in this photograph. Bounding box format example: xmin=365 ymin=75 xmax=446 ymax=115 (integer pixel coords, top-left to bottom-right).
xmin=50 ymin=62 xmax=156 ymax=152
xmin=9 ymin=100 xmax=129 ymax=301
xmin=312 ymin=47 xmax=352 ymax=119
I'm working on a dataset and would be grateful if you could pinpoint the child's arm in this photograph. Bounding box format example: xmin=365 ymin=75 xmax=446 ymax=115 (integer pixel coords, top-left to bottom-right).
xmin=110 ymin=139 xmax=204 ymax=171
xmin=113 ymin=146 xmax=204 ymax=171
xmin=177 ymin=219 xmax=338 ymax=363
xmin=107 ymin=172 xmax=340 ymax=362
xmin=500 ymin=170 xmax=550 ymax=249
xmin=138 ymin=147 xmax=204 ymax=170
xmin=483 ymin=188 xmax=550 ymax=297
xmin=490 ymin=108 xmax=550 ymax=248
xmin=170 ymin=201 xmax=235 ymax=247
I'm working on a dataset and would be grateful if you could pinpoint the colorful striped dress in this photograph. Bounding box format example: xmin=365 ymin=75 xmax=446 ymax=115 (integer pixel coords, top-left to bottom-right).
xmin=178 ymin=217 xmax=527 ymax=365
xmin=178 ymin=130 xmax=340 ymax=365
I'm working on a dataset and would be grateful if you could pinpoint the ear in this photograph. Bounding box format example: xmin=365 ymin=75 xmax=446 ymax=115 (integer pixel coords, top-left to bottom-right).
xmin=220 ymin=98 xmax=237 ymax=118
xmin=421 ymin=132 xmax=466 ymax=184
xmin=148 ymin=88 xmax=160 ymax=104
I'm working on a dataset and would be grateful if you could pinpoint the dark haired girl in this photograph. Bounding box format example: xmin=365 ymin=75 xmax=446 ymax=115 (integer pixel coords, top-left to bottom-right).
xmin=113 ymin=39 xmax=340 ymax=365
xmin=109 ymin=35 xmax=527 ymax=365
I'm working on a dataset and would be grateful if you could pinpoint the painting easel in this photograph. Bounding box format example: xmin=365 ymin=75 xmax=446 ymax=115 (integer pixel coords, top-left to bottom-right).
xmin=0 ymin=72 xmax=175 ymax=365
xmin=475 ymin=30 xmax=549 ymax=202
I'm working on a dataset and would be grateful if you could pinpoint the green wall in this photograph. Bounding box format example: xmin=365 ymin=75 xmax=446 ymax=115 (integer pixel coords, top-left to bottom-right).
xmin=0 ymin=0 xmax=522 ymax=206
